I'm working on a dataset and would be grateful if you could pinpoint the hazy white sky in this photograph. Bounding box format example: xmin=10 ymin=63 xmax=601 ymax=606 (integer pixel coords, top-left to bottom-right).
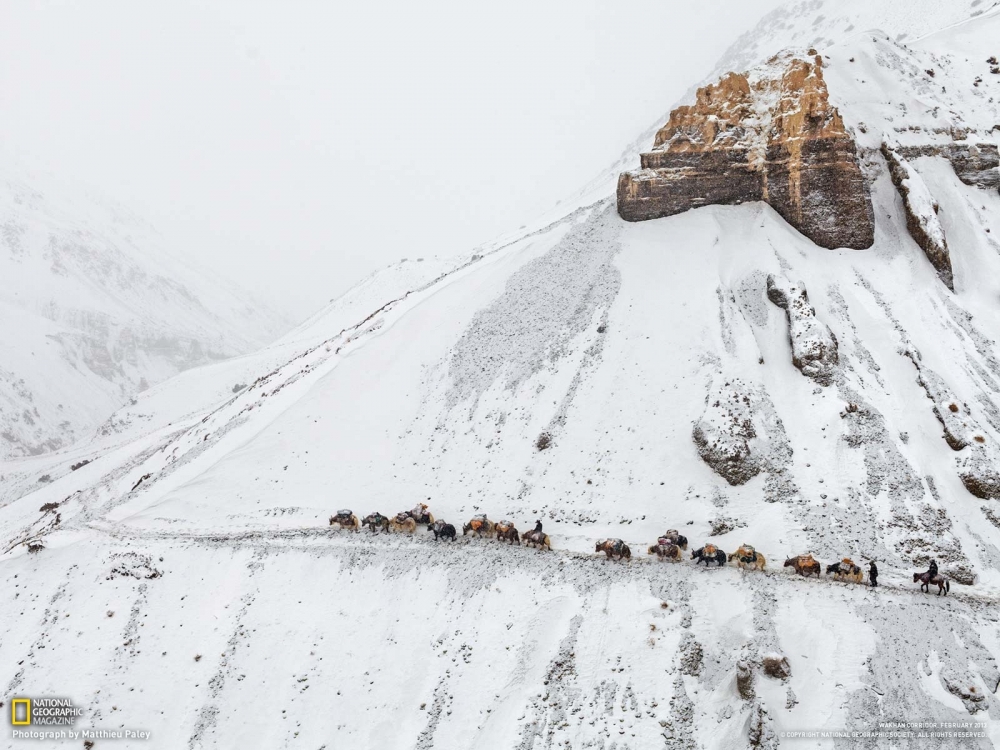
xmin=0 ymin=0 xmax=784 ymax=320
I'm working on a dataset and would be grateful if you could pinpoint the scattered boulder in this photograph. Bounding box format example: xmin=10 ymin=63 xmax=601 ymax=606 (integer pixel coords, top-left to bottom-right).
xmin=959 ymin=449 xmax=1000 ymax=500
xmin=618 ymin=53 xmax=874 ymax=250
xmin=692 ymin=377 xmax=789 ymax=485
xmin=785 ymin=687 xmax=799 ymax=709
xmin=107 ymin=552 xmax=162 ymax=581
xmin=736 ymin=660 xmax=755 ymax=700
xmin=945 ymin=564 xmax=977 ymax=586
xmin=882 ymin=145 xmax=954 ymax=290
xmin=766 ymin=275 xmax=839 ymax=385
xmin=709 ymin=516 xmax=747 ymax=536
xmin=679 ymin=633 xmax=704 ymax=676
xmin=761 ymin=654 xmax=792 ymax=680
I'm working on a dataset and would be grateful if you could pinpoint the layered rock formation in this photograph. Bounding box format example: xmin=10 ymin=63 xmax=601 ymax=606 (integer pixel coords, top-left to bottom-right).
xmin=882 ymin=146 xmax=954 ymax=290
xmin=893 ymin=143 xmax=1000 ymax=191
xmin=618 ymin=53 xmax=875 ymax=250
xmin=766 ymin=275 xmax=838 ymax=386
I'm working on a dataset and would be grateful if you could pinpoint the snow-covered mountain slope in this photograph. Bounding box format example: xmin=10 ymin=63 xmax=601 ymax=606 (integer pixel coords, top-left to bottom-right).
xmin=4 ymin=3 xmax=1000 ymax=749
xmin=718 ymin=0 xmax=1000 ymax=73
xmin=0 ymin=167 xmax=290 ymax=460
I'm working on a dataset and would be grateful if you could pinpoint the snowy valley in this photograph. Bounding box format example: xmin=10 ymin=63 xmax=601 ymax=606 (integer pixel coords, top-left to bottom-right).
xmin=4 ymin=1 xmax=1000 ymax=748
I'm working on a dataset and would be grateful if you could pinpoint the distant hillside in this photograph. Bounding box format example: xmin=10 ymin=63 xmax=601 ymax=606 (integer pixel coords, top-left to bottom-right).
xmin=0 ymin=166 xmax=290 ymax=458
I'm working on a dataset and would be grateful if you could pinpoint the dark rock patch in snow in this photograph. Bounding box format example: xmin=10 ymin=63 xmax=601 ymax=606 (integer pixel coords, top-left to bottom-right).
xmin=766 ymin=274 xmax=839 ymax=385
xmin=692 ymin=377 xmax=791 ymax=486
xmin=882 ymin=145 xmax=954 ymax=289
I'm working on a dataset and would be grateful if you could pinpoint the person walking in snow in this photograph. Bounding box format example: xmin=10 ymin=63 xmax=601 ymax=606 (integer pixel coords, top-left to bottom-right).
xmin=868 ymin=560 xmax=878 ymax=588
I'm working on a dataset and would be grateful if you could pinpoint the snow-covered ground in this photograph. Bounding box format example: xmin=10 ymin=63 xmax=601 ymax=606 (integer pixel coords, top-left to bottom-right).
xmin=3 ymin=1 xmax=1000 ymax=748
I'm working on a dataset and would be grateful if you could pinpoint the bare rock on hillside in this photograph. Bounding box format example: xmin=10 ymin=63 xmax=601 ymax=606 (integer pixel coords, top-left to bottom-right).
xmin=618 ymin=53 xmax=874 ymax=250
xmin=747 ymin=702 xmax=778 ymax=748
xmin=766 ymin=275 xmax=838 ymax=385
xmin=882 ymin=145 xmax=954 ymax=290
xmin=692 ymin=377 xmax=790 ymax=485
xmin=959 ymin=449 xmax=1000 ymax=501
xmin=905 ymin=350 xmax=1000 ymax=499
xmin=893 ymin=142 xmax=1000 ymax=191
xmin=761 ymin=654 xmax=792 ymax=680
xmin=736 ymin=660 xmax=756 ymax=701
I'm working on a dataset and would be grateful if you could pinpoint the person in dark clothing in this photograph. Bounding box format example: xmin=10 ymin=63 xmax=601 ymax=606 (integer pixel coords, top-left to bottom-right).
xmin=533 ymin=520 xmax=543 ymax=534
xmin=927 ymin=559 xmax=938 ymax=580
xmin=868 ymin=560 xmax=878 ymax=588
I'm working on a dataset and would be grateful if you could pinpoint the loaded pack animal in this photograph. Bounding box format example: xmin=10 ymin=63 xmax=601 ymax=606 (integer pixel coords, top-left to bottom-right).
xmin=429 ymin=520 xmax=457 ymax=541
xmin=784 ymin=554 xmax=821 ymax=577
xmin=522 ymin=521 xmax=552 ymax=551
xmin=596 ymin=539 xmax=631 ymax=561
xmin=827 ymin=558 xmax=864 ymax=583
xmin=463 ymin=515 xmax=495 ymax=538
xmin=495 ymin=520 xmax=520 ymax=545
xmin=660 ymin=529 xmax=689 ymax=550
xmin=692 ymin=543 xmax=727 ymax=567
xmin=361 ymin=512 xmax=390 ymax=534
xmin=389 ymin=512 xmax=417 ymax=534
xmin=728 ymin=544 xmax=765 ymax=571
xmin=329 ymin=509 xmax=360 ymax=531
xmin=406 ymin=503 xmax=435 ymax=526
xmin=913 ymin=571 xmax=950 ymax=596
xmin=647 ymin=540 xmax=682 ymax=562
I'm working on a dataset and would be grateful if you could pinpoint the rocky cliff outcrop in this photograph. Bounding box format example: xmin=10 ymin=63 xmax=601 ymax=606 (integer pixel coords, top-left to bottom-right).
xmin=766 ymin=275 xmax=838 ymax=386
xmin=892 ymin=143 xmax=1000 ymax=191
xmin=882 ymin=146 xmax=954 ymax=290
xmin=618 ymin=53 xmax=875 ymax=250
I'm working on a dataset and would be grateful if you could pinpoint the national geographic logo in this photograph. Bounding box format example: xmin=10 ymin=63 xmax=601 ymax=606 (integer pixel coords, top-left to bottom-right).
xmin=9 ymin=697 xmax=83 ymax=726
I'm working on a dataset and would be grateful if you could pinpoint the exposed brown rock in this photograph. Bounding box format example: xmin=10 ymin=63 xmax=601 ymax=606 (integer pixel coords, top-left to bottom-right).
xmin=618 ymin=54 xmax=875 ymax=250
xmin=736 ymin=660 xmax=755 ymax=700
xmin=761 ymin=654 xmax=792 ymax=680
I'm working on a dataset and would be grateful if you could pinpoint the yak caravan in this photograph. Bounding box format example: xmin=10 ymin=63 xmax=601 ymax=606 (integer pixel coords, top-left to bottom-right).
xmin=330 ymin=504 xmax=954 ymax=595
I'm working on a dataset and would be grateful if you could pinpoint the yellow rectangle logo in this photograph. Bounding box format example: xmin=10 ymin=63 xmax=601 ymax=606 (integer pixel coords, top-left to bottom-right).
xmin=11 ymin=698 xmax=31 ymax=725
